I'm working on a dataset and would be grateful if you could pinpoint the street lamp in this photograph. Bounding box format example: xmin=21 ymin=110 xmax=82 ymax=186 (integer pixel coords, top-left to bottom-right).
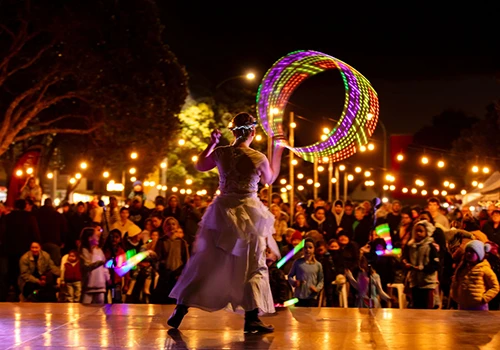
xmin=216 ymin=72 xmax=257 ymax=89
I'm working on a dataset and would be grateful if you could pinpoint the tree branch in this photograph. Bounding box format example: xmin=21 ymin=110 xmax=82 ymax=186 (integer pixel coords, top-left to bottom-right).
xmin=1 ymin=71 xmax=59 ymax=137
xmin=0 ymin=20 xmax=29 ymax=73
xmin=13 ymin=123 xmax=103 ymax=143
xmin=5 ymin=41 xmax=53 ymax=81
xmin=0 ymin=24 xmax=15 ymax=39
xmin=33 ymin=114 xmax=88 ymax=127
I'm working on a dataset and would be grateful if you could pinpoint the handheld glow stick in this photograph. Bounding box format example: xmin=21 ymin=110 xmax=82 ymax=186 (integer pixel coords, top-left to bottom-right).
xmin=277 ymin=239 xmax=305 ymax=269
xmin=284 ymin=298 xmax=299 ymax=307
xmin=114 ymin=251 xmax=149 ymax=277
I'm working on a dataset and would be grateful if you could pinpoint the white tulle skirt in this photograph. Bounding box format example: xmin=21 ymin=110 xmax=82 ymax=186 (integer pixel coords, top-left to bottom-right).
xmin=169 ymin=192 xmax=279 ymax=314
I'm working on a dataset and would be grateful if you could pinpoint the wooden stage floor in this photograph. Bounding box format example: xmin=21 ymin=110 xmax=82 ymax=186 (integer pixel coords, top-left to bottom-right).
xmin=1 ymin=303 xmax=500 ymax=349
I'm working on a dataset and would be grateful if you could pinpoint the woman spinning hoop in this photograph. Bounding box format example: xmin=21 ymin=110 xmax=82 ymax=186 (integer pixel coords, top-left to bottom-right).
xmin=168 ymin=112 xmax=285 ymax=334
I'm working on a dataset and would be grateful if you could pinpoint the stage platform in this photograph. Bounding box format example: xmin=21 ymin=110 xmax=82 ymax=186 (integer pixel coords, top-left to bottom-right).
xmin=1 ymin=303 xmax=500 ymax=349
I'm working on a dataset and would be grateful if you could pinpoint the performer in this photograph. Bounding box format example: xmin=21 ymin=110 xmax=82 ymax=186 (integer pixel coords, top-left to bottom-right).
xmin=168 ymin=112 xmax=284 ymax=333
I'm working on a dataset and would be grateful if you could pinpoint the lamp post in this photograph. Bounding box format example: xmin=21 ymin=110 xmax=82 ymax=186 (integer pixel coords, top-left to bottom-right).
xmin=161 ymin=159 xmax=168 ymax=197
xmin=267 ymin=109 xmax=274 ymax=207
xmin=343 ymin=172 xmax=348 ymax=202
xmin=328 ymin=160 xmax=333 ymax=202
xmin=313 ymin=158 xmax=319 ymax=199
xmin=289 ymin=112 xmax=295 ymax=225
xmin=335 ymin=166 xmax=340 ymax=200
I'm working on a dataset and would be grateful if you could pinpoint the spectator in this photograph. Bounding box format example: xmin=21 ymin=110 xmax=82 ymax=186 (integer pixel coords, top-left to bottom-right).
xmin=482 ymin=209 xmax=500 ymax=246
xmin=19 ymin=177 xmax=42 ymax=207
xmin=18 ymin=242 xmax=60 ymax=302
xmin=60 ymin=250 xmax=82 ymax=302
xmin=2 ymin=199 xmax=40 ymax=299
xmin=112 ymin=207 xmax=137 ymax=238
xmin=36 ymin=198 xmax=67 ymax=266
xmin=79 ymin=227 xmax=110 ymax=304
xmin=427 ymin=197 xmax=450 ymax=229
xmin=451 ymin=240 xmax=499 ymax=310
xmin=288 ymin=237 xmax=324 ymax=307
xmin=403 ymin=220 xmax=439 ymax=309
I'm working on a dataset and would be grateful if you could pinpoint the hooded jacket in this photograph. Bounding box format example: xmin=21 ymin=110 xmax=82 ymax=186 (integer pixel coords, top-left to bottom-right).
xmin=406 ymin=221 xmax=439 ymax=289
xmin=451 ymin=259 xmax=500 ymax=309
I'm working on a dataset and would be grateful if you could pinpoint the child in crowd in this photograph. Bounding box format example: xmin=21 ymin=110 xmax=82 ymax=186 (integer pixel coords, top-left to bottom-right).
xmin=345 ymin=256 xmax=392 ymax=308
xmin=288 ymin=238 xmax=324 ymax=307
xmin=127 ymin=230 xmax=161 ymax=303
xmin=153 ymin=217 xmax=189 ymax=304
xmin=451 ymin=240 xmax=500 ymax=310
xmin=316 ymin=240 xmax=335 ymax=306
xmin=266 ymin=248 xmax=290 ymax=306
xmin=103 ymin=229 xmax=127 ymax=303
xmin=403 ymin=220 xmax=439 ymax=309
xmin=60 ymin=250 xmax=82 ymax=302
xmin=80 ymin=227 xmax=110 ymax=304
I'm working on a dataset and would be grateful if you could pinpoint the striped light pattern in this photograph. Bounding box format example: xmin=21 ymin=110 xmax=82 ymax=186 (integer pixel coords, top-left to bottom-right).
xmin=256 ymin=50 xmax=379 ymax=163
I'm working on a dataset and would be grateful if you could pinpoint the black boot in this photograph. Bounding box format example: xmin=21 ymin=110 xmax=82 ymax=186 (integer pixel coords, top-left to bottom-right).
xmin=244 ymin=309 xmax=274 ymax=334
xmin=167 ymin=304 xmax=189 ymax=329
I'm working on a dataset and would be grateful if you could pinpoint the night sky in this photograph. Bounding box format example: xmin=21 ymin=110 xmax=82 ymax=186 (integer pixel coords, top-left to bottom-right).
xmin=160 ymin=3 xmax=499 ymax=138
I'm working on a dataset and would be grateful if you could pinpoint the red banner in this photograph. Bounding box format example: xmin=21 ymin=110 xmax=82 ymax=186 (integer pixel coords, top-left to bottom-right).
xmin=6 ymin=148 xmax=42 ymax=207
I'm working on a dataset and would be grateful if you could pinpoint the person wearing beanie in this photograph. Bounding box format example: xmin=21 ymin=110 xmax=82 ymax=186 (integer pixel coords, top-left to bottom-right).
xmin=402 ymin=220 xmax=440 ymax=309
xmin=128 ymin=180 xmax=147 ymax=202
xmin=451 ymin=240 xmax=500 ymax=310
xmin=123 ymin=224 xmax=143 ymax=252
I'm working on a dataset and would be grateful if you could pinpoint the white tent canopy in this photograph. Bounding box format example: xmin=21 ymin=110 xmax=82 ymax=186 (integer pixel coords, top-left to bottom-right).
xmin=459 ymin=171 xmax=500 ymax=206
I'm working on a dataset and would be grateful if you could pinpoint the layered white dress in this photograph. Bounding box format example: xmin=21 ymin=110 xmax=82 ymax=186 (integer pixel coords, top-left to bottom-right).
xmin=169 ymin=145 xmax=279 ymax=314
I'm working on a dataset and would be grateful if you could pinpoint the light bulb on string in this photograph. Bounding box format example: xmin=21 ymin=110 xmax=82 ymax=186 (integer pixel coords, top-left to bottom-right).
xmin=437 ymin=160 xmax=445 ymax=168
xmin=472 ymin=165 xmax=479 ymax=173
xmin=396 ymin=153 xmax=404 ymax=162
xmin=421 ymin=156 xmax=429 ymax=165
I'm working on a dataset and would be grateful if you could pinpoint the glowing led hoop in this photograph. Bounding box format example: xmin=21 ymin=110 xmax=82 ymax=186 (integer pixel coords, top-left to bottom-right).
xmin=256 ymin=50 xmax=379 ymax=163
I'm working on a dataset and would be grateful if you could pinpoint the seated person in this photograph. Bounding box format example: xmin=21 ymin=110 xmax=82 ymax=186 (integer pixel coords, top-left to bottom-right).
xmin=18 ymin=242 xmax=60 ymax=302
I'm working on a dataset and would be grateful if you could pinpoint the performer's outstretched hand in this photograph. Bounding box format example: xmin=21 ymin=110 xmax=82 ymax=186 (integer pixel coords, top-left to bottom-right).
xmin=210 ymin=129 xmax=222 ymax=145
xmin=272 ymin=134 xmax=287 ymax=148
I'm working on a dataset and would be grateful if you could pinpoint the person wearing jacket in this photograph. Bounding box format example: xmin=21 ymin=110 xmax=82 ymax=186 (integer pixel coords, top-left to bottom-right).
xmin=403 ymin=220 xmax=439 ymax=309
xmin=451 ymin=240 xmax=500 ymax=310
xmin=18 ymin=242 xmax=60 ymax=301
